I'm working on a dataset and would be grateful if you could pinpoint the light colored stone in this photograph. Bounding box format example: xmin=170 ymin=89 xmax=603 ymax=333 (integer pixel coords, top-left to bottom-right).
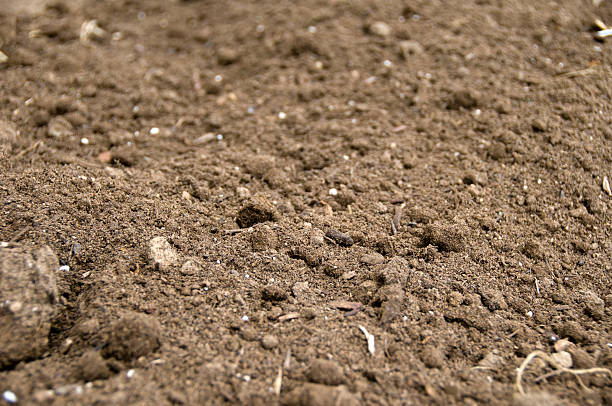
xmin=149 ymin=237 xmax=180 ymax=271
xmin=369 ymin=21 xmax=392 ymax=37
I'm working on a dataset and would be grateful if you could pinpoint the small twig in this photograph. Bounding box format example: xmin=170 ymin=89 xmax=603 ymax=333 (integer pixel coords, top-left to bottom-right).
xmin=283 ymin=349 xmax=292 ymax=370
xmin=273 ymin=366 xmax=283 ymax=395
xmin=9 ymin=225 xmax=31 ymax=242
xmin=224 ymin=228 xmax=250 ymax=235
xmin=14 ymin=140 xmax=41 ymax=159
xmin=515 ymin=350 xmax=612 ymax=395
xmin=535 ymin=278 xmax=540 ymax=296
xmin=506 ymin=328 xmax=521 ymax=339
xmin=534 ymin=369 xmax=587 ymax=389
xmin=278 ymin=312 xmax=300 ymax=322
xmin=558 ymin=68 xmax=597 ymax=78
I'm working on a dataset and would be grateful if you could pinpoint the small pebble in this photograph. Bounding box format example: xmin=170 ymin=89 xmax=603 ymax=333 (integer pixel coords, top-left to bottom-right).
xmin=2 ymin=391 xmax=17 ymax=404
xmin=241 ymin=315 xmax=249 ymax=322
xmin=328 ymin=188 xmax=338 ymax=196
xmin=80 ymin=138 xmax=89 ymax=145
xmin=149 ymin=127 xmax=160 ymax=135
xmin=126 ymin=369 xmax=135 ymax=378
xmin=369 ymin=21 xmax=392 ymax=37
xmin=59 ymin=265 xmax=70 ymax=272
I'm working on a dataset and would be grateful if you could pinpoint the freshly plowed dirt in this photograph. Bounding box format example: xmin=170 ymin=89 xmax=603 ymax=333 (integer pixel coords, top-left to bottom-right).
xmin=1 ymin=0 xmax=611 ymax=404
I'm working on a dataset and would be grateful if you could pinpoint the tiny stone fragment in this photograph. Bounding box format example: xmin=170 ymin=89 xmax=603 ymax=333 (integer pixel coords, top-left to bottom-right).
xmin=180 ymin=259 xmax=201 ymax=276
xmin=47 ymin=116 xmax=74 ymax=137
xmin=360 ymin=252 xmax=385 ymax=265
xmin=148 ymin=237 xmax=181 ymax=271
xmin=325 ymin=229 xmax=354 ymax=247
xmin=369 ymin=21 xmax=392 ymax=37
xmin=550 ymin=351 xmax=572 ymax=369
xmin=217 ymin=47 xmax=239 ymax=65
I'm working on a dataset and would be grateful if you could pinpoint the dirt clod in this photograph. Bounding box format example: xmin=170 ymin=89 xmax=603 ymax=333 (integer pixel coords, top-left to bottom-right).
xmin=282 ymin=383 xmax=359 ymax=406
xmin=421 ymin=346 xmax=445 ymax=369
xmin=420 ymin=224 xmax=465 ymax=252
xmin=306 ymin=359 xmax=345 ymax=386
xmin=325 ymin=229 xmax=354 ymax=247
xmin=556 ymin=321 xmax=588 ymax=344
xmin=236 ymin=196 xmax=278 ymax=228
xmin=73 ymin=350 xmax=112 ymax=382
xmin=102 ymin=312 xmax=162 ymax=361
xmin=262 ymin=286 xmax=288 ymax=302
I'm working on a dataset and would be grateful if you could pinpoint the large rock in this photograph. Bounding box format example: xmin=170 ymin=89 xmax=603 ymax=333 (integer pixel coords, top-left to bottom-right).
xmin=0 ymin=245 xmax=59 ymax=369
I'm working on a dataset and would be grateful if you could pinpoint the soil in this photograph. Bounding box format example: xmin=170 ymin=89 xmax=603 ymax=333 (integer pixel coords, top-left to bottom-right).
xmin=0 ymin=0 xmax=611 ymax=405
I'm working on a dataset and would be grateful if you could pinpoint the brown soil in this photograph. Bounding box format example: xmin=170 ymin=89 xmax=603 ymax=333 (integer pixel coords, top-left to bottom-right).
xmin=1 ymin=0 xmax=611 ymax=405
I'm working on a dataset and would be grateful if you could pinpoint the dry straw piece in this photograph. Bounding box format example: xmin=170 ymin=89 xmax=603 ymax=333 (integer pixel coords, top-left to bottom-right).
xmin=515 ymin=350 xmax=612 ymax=395
xmin=602 ymin=176 xmax=611 ymax=196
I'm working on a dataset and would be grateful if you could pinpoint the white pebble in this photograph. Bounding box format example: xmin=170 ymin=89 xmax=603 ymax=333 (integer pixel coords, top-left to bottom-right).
xmin=149 ymin=127 xmax=160 ymax=135
xmin=126 ymin=369 xmax=135 ymax=378
xmin=278 ymin=112 xmax=286 ymax=120
xmin=241 ymin=315 xmax=249 ymax=322
xmin=59 ymin=265 xmax=70 ymax=272
xmin=328 ymin=188 xmax=338 ymax=196
xmin=383 ymin=59 xmax=392 ymax=67
xmin=216 ymin=134 xmax=223 ymax=140
xmin=343 ymin=155 xmax=349 ymax=160
xmin=3 ymin=391 xmax=17 ymax=404
xmin=247 ymin=106 xmax=254 ymax=114
xmin=214 ymin=75 xmax=223 ymax=82
xmin=80 ymin=138 xmax=89 ymax=145
xmin=526 ymin=311 xmax=533 ymax=317
xmin=308 ymin=26 xmax=317 ymax=33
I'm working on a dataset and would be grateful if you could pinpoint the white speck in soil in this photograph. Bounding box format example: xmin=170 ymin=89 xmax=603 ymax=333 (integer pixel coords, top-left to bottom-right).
xmin=3 ymin=391 xmax=17 ymax=404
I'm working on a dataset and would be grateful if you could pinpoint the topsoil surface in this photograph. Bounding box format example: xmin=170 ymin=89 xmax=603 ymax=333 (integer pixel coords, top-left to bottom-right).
xmin=1 ymin=0 xmax=611 ymax=405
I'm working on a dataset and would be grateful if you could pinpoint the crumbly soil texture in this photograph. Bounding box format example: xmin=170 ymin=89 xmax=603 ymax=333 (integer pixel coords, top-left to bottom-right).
xmin=1 ymin=0 xmax=611 ymax=405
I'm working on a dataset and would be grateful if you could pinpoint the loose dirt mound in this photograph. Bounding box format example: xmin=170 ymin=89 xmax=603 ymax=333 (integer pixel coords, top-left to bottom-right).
xmin=1 ymin=0 xmax=611 ymax=404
